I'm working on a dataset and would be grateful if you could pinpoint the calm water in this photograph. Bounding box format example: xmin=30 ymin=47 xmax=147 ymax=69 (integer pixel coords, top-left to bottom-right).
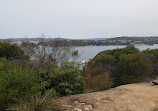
xmin=75 ymin=44 xmax=158 ymax=62
xmin=13 ymin=41 xmax=158 ymax=62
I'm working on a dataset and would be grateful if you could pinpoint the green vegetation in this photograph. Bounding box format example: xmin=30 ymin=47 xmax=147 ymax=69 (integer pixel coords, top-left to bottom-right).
xmin=39 ymin=62 xmax=84 ymax=96
xmin=114 ymin=53 xmax=152 ymax=85
xmin=84 ymin=45 xmax=158 ymax=91
xmin=73 ymin=37 xmax=158 ymax=46
xmin=7 ymin=94 xmax=65 ymax=111
xmin=90 ymin=69 xmax=113 ymax=91
xmin=0 ymin=41 xmax=28 ymax=60
xmin=0 ymin=58 xmax=37 ymax=110
xmin=1 ymin=41 xmax=158 ymax=110
xmin=0 ymin=41 xmax=83 ymax=111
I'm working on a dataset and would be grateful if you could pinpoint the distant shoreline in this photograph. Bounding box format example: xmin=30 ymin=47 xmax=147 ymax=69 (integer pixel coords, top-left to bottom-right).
xmin=74 ymin=44 xmax=158 ymax=47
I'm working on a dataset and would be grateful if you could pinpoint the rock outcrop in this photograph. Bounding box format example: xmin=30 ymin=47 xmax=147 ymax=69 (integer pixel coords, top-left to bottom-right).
xmin=62 ymin=83 xmax=158 ymax=111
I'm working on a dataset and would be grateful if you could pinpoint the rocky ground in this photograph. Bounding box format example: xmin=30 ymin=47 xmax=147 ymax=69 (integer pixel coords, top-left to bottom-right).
xmin=61 ymin=83 xmax=158 ymax=111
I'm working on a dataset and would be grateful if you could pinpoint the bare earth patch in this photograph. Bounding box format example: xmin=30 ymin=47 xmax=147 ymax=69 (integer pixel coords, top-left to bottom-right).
xmin=61 ymin=83 xmax=158 ymax=111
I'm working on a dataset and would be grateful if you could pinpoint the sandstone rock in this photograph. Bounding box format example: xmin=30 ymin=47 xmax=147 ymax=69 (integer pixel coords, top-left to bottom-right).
xmin=84 ymin=104 xmax=93 ymax=110
xmin=62 ymin=83 xmax=158 ymax=111
xmin=74 ymin=108 xmax=82 ymax=111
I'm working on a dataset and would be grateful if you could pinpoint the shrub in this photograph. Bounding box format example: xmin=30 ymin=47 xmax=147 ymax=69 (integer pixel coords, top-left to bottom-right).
xmin=109 ymin=45 xmax=140 ymax=61
xmin=143 ymin=49 xmax=158 ymax=77
xmin=0 ymin=58 xmax=37 ymax=110
xmin=0 ymin=41 xmax=28 ymax=61
xmin=7 ymin=93 xmax=65 ymax=111
xmin=114 ymin=53 xmax=152 ymax=85
xmin=91 ymin=71 xmax=113 ymax=91
xmin=39 ymin=62 xmax=84 ymax=97
xmin=84 ymin=67 xmax=113 ymax=92
xmin=83 ymin=45 xmax=154 ymax=90
xmin=90 ymin=67 xmax=105 ymax=77
xmin=94 ymin=54 xmax=116 ymax=67
xmin=93 ymin=54 xmax=116 ymax=75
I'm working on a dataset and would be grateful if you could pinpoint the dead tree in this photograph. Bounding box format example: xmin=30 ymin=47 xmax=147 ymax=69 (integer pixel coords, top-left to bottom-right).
xmin=20 ymin=35 xmax=80 ymax=73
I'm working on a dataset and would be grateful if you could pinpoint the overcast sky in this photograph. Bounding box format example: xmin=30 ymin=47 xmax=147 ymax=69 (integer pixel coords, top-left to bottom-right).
xmin=0 ymin=0 xmax=158 ymax=39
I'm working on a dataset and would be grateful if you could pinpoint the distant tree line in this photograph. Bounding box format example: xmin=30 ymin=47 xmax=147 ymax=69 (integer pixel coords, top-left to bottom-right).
xmin=73 ymin=37 xmax=158 ymax=46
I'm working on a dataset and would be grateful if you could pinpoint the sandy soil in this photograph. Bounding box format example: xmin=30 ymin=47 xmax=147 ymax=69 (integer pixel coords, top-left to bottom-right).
xmin=61 ymin=83 xmax=158 ymax=111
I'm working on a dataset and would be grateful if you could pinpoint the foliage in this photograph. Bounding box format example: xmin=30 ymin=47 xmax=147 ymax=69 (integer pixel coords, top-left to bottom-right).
xmin=93 ymin=54 xmax=116 ymax=75
xmin=0 ymin=58 xmax=37 ymax=111
xmin=2 ymin=41 xmax=158 ymax=111
xmin=0 ymin=41 xmax=28 ymax=61
xmin=20 ymin=37 xmax=79 ymax=73
xmin=94 ymin=54 xmax=115 ymax=67
xmin=91 ymin=70 xmax=113 ymax=91
xmin=84 ymin=45 xmax=154 ymax=90
xmin=84 ymin=67 xmax=113 ymax=92
xmin=108 ymin=45 xmax=140 ymax=61
xmin=85 ymin=67 xmax=113 ymax=91
xmin=39 ymin=62 xmax=84 ymax=97
xmin=0 ymin=41 xmax=81 ymax=110
xmin=143 ymin=49 xmax=158 ymax=62
xmin=71 ymin=50 xmax=79 ymax=60
xmin=21 ymin=41 xmax=37 ymax=57
xmin=7 ymin=93 xmax=65 ymax=111
xmin=143 ymin=49 xmax=158 ymax=77
xmin=90 ymin=67 xmax=105 ymax=77
xmin=114 ymin=53 xmax=152 ymax=85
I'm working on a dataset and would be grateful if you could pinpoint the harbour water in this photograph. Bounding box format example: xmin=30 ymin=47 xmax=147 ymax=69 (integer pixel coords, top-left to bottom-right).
xmin=75 ymin=44 xmax=158 ymax=62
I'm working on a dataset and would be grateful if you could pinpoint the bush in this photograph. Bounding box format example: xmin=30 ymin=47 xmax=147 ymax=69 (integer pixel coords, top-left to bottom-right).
xmin=84 ymin=67 xmax=113 ymax=92
xmin=7 ymin=93 xmax=65 ymax=111
xmin=0 ymin=58 xmax=37 ymax=110
xmin=39 ymin=62 xmax=84 ymax=97
xmin=114 ymin=53 xmax=152 ymax=85
xmin=91 ymin=71 xmax=113 ymax=91
xmin=143 ymin=49 xmax=158 ymax=77
xmin=0 ymin=41 xmax=28 ymax=61
xmin=94 ymin=54 xmax=116 ymax=67
xmin=109 ymin=45 xmax=140 ymax=61
xmin=83 ymin=45 xmax=154 ymax=90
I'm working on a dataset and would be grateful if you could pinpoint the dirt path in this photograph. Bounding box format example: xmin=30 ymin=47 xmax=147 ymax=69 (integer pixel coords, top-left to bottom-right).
xmin=61 ymin=83 xmax=158 ymax=111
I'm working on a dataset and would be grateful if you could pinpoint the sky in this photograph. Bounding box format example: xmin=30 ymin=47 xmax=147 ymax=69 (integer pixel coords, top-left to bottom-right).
xmin=0 ymin=0 xmax=158 ymax=39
